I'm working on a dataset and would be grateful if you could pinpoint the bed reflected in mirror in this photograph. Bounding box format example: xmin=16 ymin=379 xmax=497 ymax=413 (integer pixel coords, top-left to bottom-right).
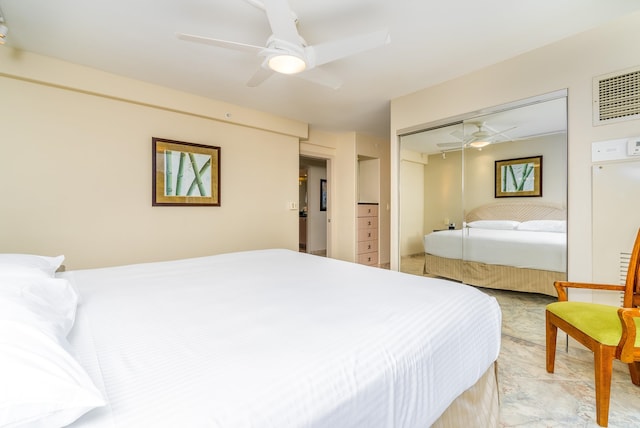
xmin=398 ymin=94 xmax=568 ymax=294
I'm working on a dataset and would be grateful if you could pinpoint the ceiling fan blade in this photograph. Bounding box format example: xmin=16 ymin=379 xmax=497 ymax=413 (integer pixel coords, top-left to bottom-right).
xmin=295 ymin=67 xmax=342 ymax=89
xmin=305 ymin=29 xmax=390 ymax=68
xmin=486 ymin=125 xmax=517 ymax=140
xmin=450 ymin=129 xmax=465 ymax=140
xmin=246 ymin=66 xmax=275 ymax=87
xmin=509 ymin=129 xmax=566 ymax=142
xmin=437 ymin=142 xmax=464 ymax=148
xmin=262 ymin=0 xmax=301 ymax=46
xmin=176 ymin=32 xmax=264 ymax=54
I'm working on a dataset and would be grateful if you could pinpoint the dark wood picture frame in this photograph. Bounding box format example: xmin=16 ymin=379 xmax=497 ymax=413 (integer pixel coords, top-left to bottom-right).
xmin=152 ymin=137 xmax=220 ymax=206
xmin=495 ymin=155 xmax=542 ymax=198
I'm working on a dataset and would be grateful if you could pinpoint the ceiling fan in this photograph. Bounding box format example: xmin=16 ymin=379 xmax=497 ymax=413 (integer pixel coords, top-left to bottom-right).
xmin=176 ymin=0 xmax=390 ymax=89
xmin=437 ymin=122 xmax=517 ymax=150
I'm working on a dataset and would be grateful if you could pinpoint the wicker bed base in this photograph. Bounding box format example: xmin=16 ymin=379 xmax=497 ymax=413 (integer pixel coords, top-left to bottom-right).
xmin=432 ymin=362 xmax=499 ymax=427
xmin=424 ymin=253 xmax=563 ymax=297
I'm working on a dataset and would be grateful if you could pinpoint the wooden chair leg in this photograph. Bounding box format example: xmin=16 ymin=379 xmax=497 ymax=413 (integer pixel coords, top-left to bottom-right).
xmin=629 ymin=362 xmax=640 ymax=386
xmin=594 ymin=346 xmax=615 ymax=427
xmin=545 ymin=310 xmax=557 ymax=373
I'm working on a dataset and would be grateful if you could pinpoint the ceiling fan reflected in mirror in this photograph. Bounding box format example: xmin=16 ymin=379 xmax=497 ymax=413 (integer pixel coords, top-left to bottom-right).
xmin=437 ymin=122 xmax=517 ymax=151
xmin=176 ymin=0 xmax=390 ymax=89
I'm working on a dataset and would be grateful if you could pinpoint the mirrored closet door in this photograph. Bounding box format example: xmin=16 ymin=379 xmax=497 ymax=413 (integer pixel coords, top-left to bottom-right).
xmin=398 ymin=94 xmax=567 ymax=296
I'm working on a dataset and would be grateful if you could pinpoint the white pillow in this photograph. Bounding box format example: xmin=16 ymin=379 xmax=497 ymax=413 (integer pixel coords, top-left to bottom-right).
xmin=0 ymin=320 xmax=105 ymax=428
xmin=466 ymin=220 xmax=521 ymax=230
xmin=0 ymin=276 xmax=79 ymax=338
xmin=517 ymin=220 xmax=566 ymax=233
xmin=0 ymin=254 xmax=65 ymax=279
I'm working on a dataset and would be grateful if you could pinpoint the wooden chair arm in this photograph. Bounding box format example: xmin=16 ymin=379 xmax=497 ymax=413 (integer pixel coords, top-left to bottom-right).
xmin=553 ymin=281 xmax=625 ymax=301
xmin=617 ymin=307 xmax=640 ymax=363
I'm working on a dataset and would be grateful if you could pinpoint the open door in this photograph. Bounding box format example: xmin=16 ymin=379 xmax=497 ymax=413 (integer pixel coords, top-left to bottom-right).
xmin=299 ymin=156 xmax=328 ymax=257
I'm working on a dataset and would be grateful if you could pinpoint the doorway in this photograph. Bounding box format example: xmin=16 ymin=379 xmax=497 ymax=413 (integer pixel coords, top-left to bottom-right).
xmin=299 ymin=156 xmax=328 ymax=256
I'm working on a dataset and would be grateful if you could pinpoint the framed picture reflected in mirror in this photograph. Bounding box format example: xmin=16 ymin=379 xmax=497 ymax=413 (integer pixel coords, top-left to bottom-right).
xmin=495 ymin=156 xmax=542 ymax=198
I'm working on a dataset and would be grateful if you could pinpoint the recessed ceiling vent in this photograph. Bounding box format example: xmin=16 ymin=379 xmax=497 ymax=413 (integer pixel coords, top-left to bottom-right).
xmin=593 ymin=66 xmax=640 ymax=126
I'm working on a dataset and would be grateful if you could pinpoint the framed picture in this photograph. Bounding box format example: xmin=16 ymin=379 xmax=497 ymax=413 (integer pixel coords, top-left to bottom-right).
xmin=320 ymin=179 xmax=327 ymax=211
xmin=495 ymin=156 xmax=542 ymax=198
xmin=152 ymin=137 xmax=220 ymax=206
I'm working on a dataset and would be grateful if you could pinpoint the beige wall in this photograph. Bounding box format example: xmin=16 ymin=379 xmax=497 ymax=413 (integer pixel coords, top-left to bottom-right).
xmin=391 ymin=11 xmax=640 ymax=280
xmin=0 ymin=49 xmax=306 ymax=270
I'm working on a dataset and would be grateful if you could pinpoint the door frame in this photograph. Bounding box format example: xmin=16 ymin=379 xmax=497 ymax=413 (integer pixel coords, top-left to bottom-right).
xmin=299 ymin=154 xmax=333 ymax=258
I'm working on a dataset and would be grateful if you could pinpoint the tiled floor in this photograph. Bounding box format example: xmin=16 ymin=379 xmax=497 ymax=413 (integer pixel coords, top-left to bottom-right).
xmin=400 ymin=254 xmax=640 ymax=428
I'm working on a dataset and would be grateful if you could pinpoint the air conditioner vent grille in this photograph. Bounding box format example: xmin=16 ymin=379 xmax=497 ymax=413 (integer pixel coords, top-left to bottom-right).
xmin=593 ymin=66 xmax=640 ymax=125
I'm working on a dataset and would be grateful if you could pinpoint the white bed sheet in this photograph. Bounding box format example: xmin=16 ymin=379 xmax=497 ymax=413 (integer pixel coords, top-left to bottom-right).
xmin=62 ymin=249 xmax=501 ymax=428
xmin=423 ymin=228 xmax=566 ymax=272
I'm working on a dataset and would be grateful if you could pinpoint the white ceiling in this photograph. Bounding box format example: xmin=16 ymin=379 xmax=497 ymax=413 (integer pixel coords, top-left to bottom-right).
xmin=2 ymin=1 xmax=639 ymax=138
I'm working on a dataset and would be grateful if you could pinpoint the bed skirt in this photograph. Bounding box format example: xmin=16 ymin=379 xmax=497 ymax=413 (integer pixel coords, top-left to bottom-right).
xmin=424 ymin=253 xmax=563 ymax=297
xmin=432 ymin=362 xmax=499 ymax=427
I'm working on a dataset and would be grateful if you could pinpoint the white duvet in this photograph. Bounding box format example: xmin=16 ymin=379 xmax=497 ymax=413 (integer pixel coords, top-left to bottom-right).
xmin=424 ymin=227 xmax=566 ymax=272
xmin=62 ymin=249 xmax=501 ymax=428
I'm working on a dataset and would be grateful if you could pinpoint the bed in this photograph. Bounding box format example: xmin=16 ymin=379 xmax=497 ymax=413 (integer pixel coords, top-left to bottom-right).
xmin=423 ymin=202 xmax=567 ymax=296
xmin=1 ymin=249 xmax=501 ymax=427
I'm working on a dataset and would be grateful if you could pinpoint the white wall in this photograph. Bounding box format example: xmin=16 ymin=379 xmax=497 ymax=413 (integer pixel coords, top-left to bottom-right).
xmin=0 ymin=49 xmax=306 ymax=270
xmin=390 ymin=11 xmax=640 ymax=280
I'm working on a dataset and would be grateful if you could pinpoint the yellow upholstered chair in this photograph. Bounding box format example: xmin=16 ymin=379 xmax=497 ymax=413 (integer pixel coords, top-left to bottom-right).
xmin=546 ymin=228 xmax=640 ymax=427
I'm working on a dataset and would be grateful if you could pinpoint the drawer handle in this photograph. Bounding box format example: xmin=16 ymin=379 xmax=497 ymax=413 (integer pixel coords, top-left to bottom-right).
xmin=367 ymin=221 xmax=371 ymax=226
xmin=367 ymin=244 xmax=371 ymax=250
xmin=368 ymin=232 xmax=372 ymax=238
xmin=367 ymin=257 xmax=371 ymax=262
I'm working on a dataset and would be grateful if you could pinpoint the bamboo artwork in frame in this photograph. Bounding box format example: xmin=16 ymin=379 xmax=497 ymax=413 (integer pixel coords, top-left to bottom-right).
xmin=152 ymin=137 xmax=220 ymax=206
xmin=495 ymin=156 xmax=542 ymax=198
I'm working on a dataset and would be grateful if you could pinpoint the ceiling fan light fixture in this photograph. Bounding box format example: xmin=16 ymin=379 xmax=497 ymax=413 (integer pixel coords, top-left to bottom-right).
xmin=0 ymin=24 xmax=7 ymax=44
xmin=469 ymin=140 xmax=490 ymax=148
xmin=268 ymin=54 xmax=306 ymax=74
